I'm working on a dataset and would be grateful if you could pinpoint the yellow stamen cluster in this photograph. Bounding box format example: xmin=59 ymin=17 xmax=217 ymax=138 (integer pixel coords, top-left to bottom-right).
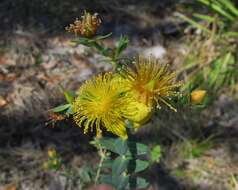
xmin=122 ymin=56 xmax=181 ymax=111
xmin=73 ymin=56 xmax=180 ymax=138
xmin=66 ymin=11 xmax=101 ymax=37
xmin=73 ymin=73 xmax=150 ymax=139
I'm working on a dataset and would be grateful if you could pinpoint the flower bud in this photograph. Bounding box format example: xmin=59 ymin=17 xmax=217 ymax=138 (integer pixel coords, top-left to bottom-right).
xmin=191 ymin=90 xmax=206 ymax=104
xmin=66 ymin=11 xmax=101 ymax=38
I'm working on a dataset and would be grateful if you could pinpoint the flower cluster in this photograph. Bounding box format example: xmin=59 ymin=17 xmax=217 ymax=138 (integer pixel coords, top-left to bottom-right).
xmin=65 ymin=11 xmax=101 ymax=37
xmin=73 ymin=56 xmax=180 ymax=139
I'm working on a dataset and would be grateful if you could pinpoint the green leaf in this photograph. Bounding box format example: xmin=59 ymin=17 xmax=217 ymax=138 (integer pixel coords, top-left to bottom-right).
xmin=59 ymin=86 xmax=75 ymax=104
xmin=75 ymin=33 xmax=112 ymax=44
xmin=101 ymin=158 xmax=113 ymax=169
xmin=115 ymin=35 xmax=129 ymax=58
xmin=126 ymin=177 xmax=149 ymax=189
xmin=99 ymin=137 xmax=117 ymax=153
xmin=65 ymin=106 xmax=73 ymax=116
xmin=136 ymin=177 xmax=149 ymax=189
xmin=52 ymin=104 xmax=71 ymax=113
xmin=127 ymin=142 xmax=148 ymax=157
xmin=99 ymin=137 xmax=128 ymax=155
xmin=100 ymin=175 xmax=114 ymax=186
xmin=151 ymin=145 xmax=161 ymax=163
xmin=95 ymin=33 xmax=112 ymax=40
xmin=64 ymin=90 xmax=74 ymax=103
xmin=73 ymin=37 xmax=95 ymax=46
xmin=112 ymin=156 xmax=129 ymax=177
xmin=114 ymin=175 xmax=129 ymax=190
xmin=134 ymin=159 xmax=149 ymax=173
xmin=135 ymin=143 xmax=148 ymax=155
xmin=115 ymin=138 xmax=128 ymax=155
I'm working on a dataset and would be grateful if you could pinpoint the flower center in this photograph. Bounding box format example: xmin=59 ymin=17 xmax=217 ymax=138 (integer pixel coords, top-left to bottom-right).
xmin=96 ymin=98 xmax=112 ymax=114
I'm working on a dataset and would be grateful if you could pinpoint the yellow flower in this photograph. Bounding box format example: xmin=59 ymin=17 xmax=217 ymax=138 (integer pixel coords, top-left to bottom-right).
xmin=65 ymin=11 xmax=101 ymax=37
xmin=73 ymin=73 xmax=146 ymax=139
xmin=48 ymin=149 xmax=56 ymax=158
xmin=191 ymin=90 xmax=206 ymax=104
xmin=122 ymin=56 xmax=181 ymax=111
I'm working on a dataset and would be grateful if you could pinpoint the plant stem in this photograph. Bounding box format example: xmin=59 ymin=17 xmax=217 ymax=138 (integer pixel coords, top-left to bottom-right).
xmin=95 ymin=144 xmax=105 ymax=185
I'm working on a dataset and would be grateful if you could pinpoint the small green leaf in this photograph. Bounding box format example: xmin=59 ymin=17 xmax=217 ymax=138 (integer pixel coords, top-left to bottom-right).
xmin=115 ymin=138 xmax=128 ymax=155
xmin=115 ymin=35 xmax=129 ymax=58
xmin=99 ymin=137 xmax=128 ymax=155
xmin=101 ymin=158 xmax=113 ymax=169
xmin=136 ymin=143 xmax=148 ymax=156
xmin=59 ymin=86 xmax=75 ymax=103
xmin=98 ymin=137 xmax=117 ymax=153
xmin=73 ymin=37 xmax=95 ymax=46
xmin=65 ymin=106 xmax=73 ymax=116
xmin=134 ymin=160 xmax=149 ymax=173
xmin=136 ymin=177 xmax=149 ymax=189
xmin=52 ymin=104 xmax=71 ymax=113
xmin=100 ymin=175 xmax=114 ymax=186
xmin=127 ymin=142 xmax=148 ymax=157
xmin=114 ymin=175 xmax=129 ymax=190
xmin=127 ymin=159 xmax=149 ymax=174
xmin=64 ymin=90 xmax=75 ymax=103
xmin=95 ymin=33 xmax=112 ymax=40
xmin=151 ymin=145 xmax=161 ymax=163
xmin=112 ymin=156 xmax=129 ymax=177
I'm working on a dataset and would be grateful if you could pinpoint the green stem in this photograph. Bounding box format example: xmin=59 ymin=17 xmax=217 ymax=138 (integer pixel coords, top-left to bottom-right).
xmin=92 ymin=41 xmax=108 ymax=56
xmin=126 ymin=124 xmax=137 ymax=189
xmin=95 ymin=143 xmax=105 ymax=185
xmin=92 ymin=41 xmax=118 ymax=70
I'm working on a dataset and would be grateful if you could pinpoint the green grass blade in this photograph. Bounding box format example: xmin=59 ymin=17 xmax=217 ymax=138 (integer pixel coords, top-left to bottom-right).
xmin=208 ymin=52 xmax=233 ymax=90
xmin=179 ymin=14 xmax=212 ymax=34
xmin=217 ymin=0 xmax=238 ymax=16
xmin=224 ymin=31 xmax=238 ymax=37
xmin=198 ymin=0 xmax=236 ymax=21
xmin=193 ymin=13 xmax=216 ymax=22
